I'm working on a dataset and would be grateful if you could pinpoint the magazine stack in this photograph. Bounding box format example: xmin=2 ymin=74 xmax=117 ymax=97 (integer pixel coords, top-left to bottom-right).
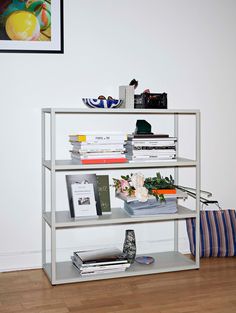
xmin=126 ymin=134 xmax=177 ymax=162
xmin=71 ymin=248 xmax=130 ymax=276
xmin=69 ymin=132 xmax=127 ymax=164
xmin=123 ymin=197 xmax=177 ymax=216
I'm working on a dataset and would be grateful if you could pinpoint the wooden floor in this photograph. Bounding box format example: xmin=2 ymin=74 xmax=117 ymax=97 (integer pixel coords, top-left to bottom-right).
xmin=0 ymin=258 xmax=235 ymax=313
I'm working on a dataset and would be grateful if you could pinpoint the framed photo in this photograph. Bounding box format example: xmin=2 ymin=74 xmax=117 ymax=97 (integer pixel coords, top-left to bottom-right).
xmin=0 ymin=0 xmax=64 ymax=54
xmin=66 ymin=174 xmax=102 ymax=218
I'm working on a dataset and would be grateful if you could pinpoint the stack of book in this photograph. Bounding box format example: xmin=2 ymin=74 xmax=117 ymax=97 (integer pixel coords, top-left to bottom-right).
xmin=69 ymin=132 xmax=128 ymax=164
xmin=126 ymin=134 xmax=177 ymax=162
xmin=123 ymin=197 xmax=177 ymax=216
xmin=71 ymin=248 xmax=130 ymax=276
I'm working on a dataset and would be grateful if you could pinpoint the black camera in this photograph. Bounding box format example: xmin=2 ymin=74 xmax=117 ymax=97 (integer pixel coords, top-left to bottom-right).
xmin=134 ymin=93 xmax=167 ymax=109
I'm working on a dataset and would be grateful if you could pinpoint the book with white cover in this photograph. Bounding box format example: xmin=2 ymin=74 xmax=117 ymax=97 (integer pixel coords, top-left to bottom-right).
xmin=66 ymin=174 xmax=102 ymax=218
xmin=128 ymin=141 xmax=176 ymax=147
xmin=71 ymin=152 xmax=126 ymax=159
xmin=126 ymin=149 xmax=176 ymax=156
xmin=69 ymin=132 xmax=127 ymax=143
xmin=128 ymin=158 xmax=176 ymax=163
xmin=71 ymin=183 xmax=97 ymax=217
xmin=127 ymin=154 xmax=176 ymax=160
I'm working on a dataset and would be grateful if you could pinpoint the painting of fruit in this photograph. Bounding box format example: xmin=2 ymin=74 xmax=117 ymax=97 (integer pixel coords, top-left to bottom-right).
xmin=0 ymin=0 xmax=51 ymax=41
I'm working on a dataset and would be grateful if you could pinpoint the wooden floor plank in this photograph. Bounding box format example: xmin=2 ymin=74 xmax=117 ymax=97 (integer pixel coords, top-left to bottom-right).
xmin=0 ymin=257 xmax=235 ymax=313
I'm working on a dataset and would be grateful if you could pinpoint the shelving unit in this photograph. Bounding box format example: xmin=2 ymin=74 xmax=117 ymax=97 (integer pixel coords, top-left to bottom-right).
xmin=42 ymin=108 xmax=200 ymax=285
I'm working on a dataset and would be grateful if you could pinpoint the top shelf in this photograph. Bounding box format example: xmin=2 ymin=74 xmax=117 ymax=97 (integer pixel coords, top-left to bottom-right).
xmin=42 ymin=108 xmax=200 ymax=115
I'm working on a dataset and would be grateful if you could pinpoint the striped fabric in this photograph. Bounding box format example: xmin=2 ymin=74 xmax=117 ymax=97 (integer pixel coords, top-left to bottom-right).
xmin=186 ymin=209 xmax=236 ymax=257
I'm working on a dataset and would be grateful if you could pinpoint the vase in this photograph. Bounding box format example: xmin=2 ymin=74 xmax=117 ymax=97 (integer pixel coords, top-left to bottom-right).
xmin=123 ymin=229 xmax=136 ymax=263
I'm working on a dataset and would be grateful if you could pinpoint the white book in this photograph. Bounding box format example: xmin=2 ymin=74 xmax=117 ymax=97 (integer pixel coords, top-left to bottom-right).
xmin=79 ymin=154 xmax=126 ymax=159
xmin=72 ymin=148 xmax=125 ymax=154
xmin=80 ymin=263 xmax=130 ymax=272
xmin=80 ymin=268 xmax=127 ymax=276
xmin=71 ymin=182 xmax=97 ymax=218
xmin=69 ymin=132 xmax=127 ymax=143
xmin=128 ymin=158 xmax=176 ymax=163
xmin=127 ymin=149 xmax=176 ymax=155
xmin=71 ymin=143 xmax=125 ymax=152
xmin=78 ymin=151 xmax=125 ymax=156
xmin=129 ymin=155 xmax=176 ymax=159
xmin=72 ymin=141 xmax=127 ymax=146
xmin=128 ymin=141 xmax=176 ymax=147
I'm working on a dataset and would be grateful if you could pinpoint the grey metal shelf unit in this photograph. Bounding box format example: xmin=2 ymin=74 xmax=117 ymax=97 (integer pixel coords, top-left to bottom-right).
xmin=41 ymin=108 xmax=201 ymax=285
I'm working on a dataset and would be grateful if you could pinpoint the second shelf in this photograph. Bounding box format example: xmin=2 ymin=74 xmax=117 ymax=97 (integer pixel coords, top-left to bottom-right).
xmin=43 ymin=205 xmax=197 ymax=229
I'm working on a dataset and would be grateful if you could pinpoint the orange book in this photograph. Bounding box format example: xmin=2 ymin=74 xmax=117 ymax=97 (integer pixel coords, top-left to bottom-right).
xmin=81 ymin=158 xmax=128 ymax=164
xmin=152 ymin=189 xmax=176 ymax=195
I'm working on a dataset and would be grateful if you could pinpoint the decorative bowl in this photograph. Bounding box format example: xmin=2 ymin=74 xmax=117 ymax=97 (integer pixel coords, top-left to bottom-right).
xmin=82 ymin=98 xmax=123 ymax=109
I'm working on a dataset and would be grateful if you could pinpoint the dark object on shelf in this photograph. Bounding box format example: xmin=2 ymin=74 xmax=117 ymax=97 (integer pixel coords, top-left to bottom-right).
xmin=123 ymin=229 xmax=136 ymax=263
xmin=98 ymin=95 xmax=106 ymax=100
xmin=129 ymin=79 xmax=138 ymax=89
xmin=135 ymin=120 xmax=153 ymax=134
xmin=134 ymin=92 xmax=167 ymax=109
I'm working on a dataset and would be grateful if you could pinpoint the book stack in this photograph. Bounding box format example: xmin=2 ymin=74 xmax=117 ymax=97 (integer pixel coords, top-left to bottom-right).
xmin=69 ymin=132 xmax=128 ymax=164
xmin=71 ymin=248 xmax=130 ymax=276
xmin=123 ymin=197 xmax=177 ymax=216
xmin=126 ymin=134 xmax=177 ymax=162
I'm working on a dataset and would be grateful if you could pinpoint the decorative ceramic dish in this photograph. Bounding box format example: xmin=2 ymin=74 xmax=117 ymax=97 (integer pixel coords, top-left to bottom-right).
xmin=82 ymin=98 xmax=123 ymax=109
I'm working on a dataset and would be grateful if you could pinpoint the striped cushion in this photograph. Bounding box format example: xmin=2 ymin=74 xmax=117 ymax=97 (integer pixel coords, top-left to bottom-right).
xmin=186 ymin=209 xmax=236 ymax=257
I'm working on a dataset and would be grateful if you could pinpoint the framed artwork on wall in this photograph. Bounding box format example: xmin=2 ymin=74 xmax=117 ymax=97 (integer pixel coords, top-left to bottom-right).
xmin=0 ymin=0 xmax=64 ymax=54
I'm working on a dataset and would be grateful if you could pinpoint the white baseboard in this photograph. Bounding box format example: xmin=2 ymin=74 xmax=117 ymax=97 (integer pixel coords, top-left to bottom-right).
xmin=0 ymin=238 xmax=190 ymax=272
xmin=0 ymin=250 xmax=42 ymax=272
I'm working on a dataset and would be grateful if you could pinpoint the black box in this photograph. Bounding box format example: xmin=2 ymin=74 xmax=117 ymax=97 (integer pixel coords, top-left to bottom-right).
xmin=134 ymin=93 xmax=167 ymax=109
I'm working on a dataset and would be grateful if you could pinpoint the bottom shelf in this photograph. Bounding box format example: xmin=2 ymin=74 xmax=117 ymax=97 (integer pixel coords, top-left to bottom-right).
xmin=43 ymin=251 xmax=198 ymax=285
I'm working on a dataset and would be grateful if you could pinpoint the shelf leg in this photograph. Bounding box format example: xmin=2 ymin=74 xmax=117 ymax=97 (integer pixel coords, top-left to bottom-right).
xmin=195 ymin=111 xmax=201 ymax=268
xmin=42 ymin=111 xmax=46 ymax=267
xmin=50 ymin=110 xmax=57 ymax=283
xmin=174 ymin=113 xmax=179 ymax=252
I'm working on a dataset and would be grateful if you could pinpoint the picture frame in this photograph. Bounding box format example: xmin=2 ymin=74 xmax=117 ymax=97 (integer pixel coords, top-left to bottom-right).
xmin=0 ymin=0 xmax=64 ymax=54
xmin=66 ymin=174 xmax=102 ymax=218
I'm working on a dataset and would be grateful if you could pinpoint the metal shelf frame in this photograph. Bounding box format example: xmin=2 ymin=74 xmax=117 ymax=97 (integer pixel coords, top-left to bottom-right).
xmin=41 ymin=108 xmax=200 ymax=285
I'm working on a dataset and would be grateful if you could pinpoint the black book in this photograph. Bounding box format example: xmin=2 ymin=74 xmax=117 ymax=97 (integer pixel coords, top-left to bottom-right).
xmin=132 ymin=134 xmax=169 ymax=138
xmin=73 ymin=248 xmax=127 ymax=266
xmin=66 ymin=174 xmax=102 ymax=218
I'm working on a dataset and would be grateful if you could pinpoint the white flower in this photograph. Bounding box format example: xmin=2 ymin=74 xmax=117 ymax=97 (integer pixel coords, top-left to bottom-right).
xmin=135 ymin=187 xmax=149 ymax=202
xmin=131 ymin=173 xmax=145 ymax=189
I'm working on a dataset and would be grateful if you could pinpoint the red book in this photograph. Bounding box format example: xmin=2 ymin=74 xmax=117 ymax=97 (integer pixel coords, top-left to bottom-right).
xmin=81 ymin=158 xmax=128 ymax=164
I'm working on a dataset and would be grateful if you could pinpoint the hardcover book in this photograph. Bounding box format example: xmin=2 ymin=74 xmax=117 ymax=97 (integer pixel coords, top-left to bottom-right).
xmin=96 ymin=175 xmax=111 ymax=214
xmin=66 ymin=174 xmax=102 ymax=218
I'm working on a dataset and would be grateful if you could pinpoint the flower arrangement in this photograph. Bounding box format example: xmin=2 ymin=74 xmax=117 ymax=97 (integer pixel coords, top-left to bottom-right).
xmin=113 ymin=172 xmax=175 ymax=202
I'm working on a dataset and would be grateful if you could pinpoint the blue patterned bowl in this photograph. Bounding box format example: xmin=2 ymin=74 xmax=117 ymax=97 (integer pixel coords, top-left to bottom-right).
xmin=82 ymin=98 xmax=123 ymax=109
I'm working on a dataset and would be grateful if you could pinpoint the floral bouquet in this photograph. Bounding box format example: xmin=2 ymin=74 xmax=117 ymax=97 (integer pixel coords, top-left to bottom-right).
xmin=113 ymin=172 xmax=149 ymax=202
xmin=113 ymin=172 xmax=175 ymax=202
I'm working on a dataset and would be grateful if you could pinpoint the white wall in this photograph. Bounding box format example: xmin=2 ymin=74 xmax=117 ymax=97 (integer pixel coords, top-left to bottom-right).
xmin=0 ymin=0 xmax=236 ymax=271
